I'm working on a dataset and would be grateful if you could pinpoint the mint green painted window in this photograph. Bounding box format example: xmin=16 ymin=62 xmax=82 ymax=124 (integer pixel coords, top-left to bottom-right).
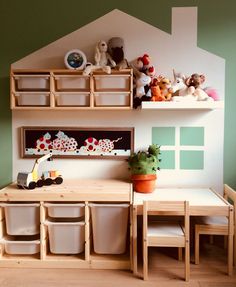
xmin=180 ymin=127 xmax=204 ymax=146
xmin=159 ymin=150 xmax=175 ymax=169
xmin=152 ymin=127 xmax=175 ymax=146
xmin=180 ymin=151 xmax=204 ymax=170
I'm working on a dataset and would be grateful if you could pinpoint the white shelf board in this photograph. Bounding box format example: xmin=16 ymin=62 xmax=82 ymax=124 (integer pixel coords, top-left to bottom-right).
xmin=141 ymin=101 xmax=224 ymax=110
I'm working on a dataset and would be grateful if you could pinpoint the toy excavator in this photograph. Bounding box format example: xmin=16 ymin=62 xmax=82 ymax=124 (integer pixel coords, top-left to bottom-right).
xmin=17 ymin=153 xmax=63 ymax=189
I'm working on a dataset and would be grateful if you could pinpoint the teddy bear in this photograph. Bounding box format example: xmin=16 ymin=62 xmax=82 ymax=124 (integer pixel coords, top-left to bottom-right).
xmin=83 ymin=40 xmax=116 ymax=75
xmin=185 ymin=73 xmax=213 ymax=101
xmin=107 ymin=37 xmax=129 ymax=70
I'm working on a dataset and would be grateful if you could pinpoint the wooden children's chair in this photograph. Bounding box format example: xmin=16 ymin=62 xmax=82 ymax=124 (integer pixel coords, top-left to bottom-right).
xmin=143 ymin=200 xmax=190 ymax=281
xmin=194 ymin=184 xmax=235 ymax=271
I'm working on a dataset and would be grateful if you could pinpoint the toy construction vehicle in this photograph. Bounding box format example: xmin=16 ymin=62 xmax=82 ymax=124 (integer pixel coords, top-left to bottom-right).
xmin=17 ymin=153 xmax=63 ymax=189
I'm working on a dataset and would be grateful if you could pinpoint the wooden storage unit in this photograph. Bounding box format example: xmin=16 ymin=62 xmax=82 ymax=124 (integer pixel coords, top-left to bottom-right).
xmin=10 ymin=69 xmax=133 ymax=110
xmin=0 ymin=179 xmax=132 ymax=269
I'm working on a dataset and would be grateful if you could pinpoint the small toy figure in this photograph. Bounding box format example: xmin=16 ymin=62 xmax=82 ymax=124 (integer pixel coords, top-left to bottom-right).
xmin=108 ymin=37 xmax=129 ymax=70
xmin=83 ymin=40 xmax=116 ymax=75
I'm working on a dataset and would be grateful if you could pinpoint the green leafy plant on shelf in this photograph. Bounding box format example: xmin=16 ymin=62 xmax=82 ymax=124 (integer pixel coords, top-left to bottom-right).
xmin=128 ymin=144 xmax=161 ymax=193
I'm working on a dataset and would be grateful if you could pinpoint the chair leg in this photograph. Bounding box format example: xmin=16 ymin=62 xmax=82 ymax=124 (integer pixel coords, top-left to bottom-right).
xmin=185 ymin=243 xmax=190 ymax=281
xmin=178 ymin=247 xmax=182 ymax=261
xmin=143 ymin=240 xmax=148 ymax=280
xmin=195 ymin=227 xmax=200 ymax=265
xmin=234 ymin=233 xmax=236 ymax=266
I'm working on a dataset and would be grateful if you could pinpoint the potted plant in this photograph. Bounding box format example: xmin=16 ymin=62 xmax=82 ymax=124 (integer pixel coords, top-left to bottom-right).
xmin=128 ymin=144 xmax=161 ymax=193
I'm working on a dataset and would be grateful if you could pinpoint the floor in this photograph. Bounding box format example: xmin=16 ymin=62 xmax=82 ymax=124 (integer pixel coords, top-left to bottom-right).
xmin=0 ymin=238 xmax=236 ymax=287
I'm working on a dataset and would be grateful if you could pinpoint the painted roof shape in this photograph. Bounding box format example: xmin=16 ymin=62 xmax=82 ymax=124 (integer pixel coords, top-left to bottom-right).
xmin=12 ymin=7 xmax=225 ymax=98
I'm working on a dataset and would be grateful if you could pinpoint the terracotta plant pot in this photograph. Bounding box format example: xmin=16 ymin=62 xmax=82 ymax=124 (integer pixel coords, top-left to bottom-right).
xmin=131 ymin=174 xmax=157 ymax=193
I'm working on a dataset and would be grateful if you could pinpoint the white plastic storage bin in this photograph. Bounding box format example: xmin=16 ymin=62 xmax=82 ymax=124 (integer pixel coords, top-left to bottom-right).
xmin=15 ymin=92 xmax=50 ymax=106
xmin=90 ymin=203 xmax=129 ymax=254
xmin=94 ymin=75 xmax=130 ymax=91
xmin=94 ymin=93 xmax=130 ymax=106
xmin=55 ymin=76 xmax=90 ymax=90
xmin=2 ymin=203 xmax=40 ymax=236
xmin=55 ymin=93 xmax=90 ymax=106
xmin=3 ymin=236 xmax=40 ymax=255
xmin=44 ymin=203 xmax=85 ymax=218
xmin=46 ymin=221 xmax=85 ymax=254
xmin=14 ymin=75 xmax=50 ymax=90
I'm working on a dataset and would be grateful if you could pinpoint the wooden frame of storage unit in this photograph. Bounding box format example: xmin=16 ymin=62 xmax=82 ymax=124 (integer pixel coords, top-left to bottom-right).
xmin=0 ymin=179 xmax=133 ymax=269
xmin=10 ymin=69 xmax=133 ymax=110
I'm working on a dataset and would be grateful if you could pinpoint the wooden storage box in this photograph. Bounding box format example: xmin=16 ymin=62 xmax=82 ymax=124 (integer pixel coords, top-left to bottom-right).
xmin=94 ymin=75 xmax=130 ymax=91
xmin=55 ymin=76 xmax=90 ymax=90
xmin=3 ymin=236 xmax=40 ymax=255
xmin=14 ymin=75 xmax=50 ymax=90
xmin=44 ymin=203 xmax=85 ymax=218
xmin=55 ymin=93 xmax=90 ymax=106
xmin=46 ymin=221 xmax=85 ymax=254
xmin=90 ymin=203 xmax=129 ymax=254
xmin=94 ymin=93 xmax=130 ymax=106
xmin=2 ymin=203 xmax=40 ymax=236
xmin=15 ymin=92 xmax=50 ymax=106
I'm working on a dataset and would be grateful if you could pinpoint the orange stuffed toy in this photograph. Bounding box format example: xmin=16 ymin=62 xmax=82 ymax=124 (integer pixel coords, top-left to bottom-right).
xmin=158 ymin=77 xmax=172 ymax=101
xmin=151 ymin=78 xmax=166 ymax=101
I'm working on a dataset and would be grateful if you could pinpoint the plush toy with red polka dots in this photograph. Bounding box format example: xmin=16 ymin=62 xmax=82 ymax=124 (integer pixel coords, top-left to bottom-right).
xmin=36 ymin=132 xmax=53 ymax=151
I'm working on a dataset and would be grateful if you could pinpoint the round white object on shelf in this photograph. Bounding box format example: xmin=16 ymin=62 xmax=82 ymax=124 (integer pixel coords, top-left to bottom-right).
xmin=64 ymin=49 xmax=87 ymax=70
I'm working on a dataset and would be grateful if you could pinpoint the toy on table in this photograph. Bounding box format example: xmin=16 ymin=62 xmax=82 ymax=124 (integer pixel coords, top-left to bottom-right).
xmin=17 ymin=153 xmax=63 ymax=190
xmin=83 ymin=40 xmax=116 ymax=75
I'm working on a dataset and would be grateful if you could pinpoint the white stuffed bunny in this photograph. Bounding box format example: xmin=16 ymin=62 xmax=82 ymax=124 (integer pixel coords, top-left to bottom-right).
xmin=83 ymin=40 xmax=116 ymax=75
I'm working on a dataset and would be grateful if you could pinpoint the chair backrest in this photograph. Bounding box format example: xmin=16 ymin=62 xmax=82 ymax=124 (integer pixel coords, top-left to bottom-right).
xmin=143 ymin=201 xmax=189 ymax=240
xmin=224 ymin=184 xmax=236 ymax=208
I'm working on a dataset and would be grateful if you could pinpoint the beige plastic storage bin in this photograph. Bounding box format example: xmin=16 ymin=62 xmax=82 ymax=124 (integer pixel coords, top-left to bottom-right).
xmin=94 ymin=75 xmax=130 ymax=91
xmin=15 ymin=75 xmax=50 ymax=90
xmin=44 ymin=203 xmax=85 ymax=218
xmin=55 ymin=93 xmax=90 ymax=106
xmin=46 ymin=221 xmax=85 ymax=254
xmin=2 ymin=203 xmax=40 ymax=236
xmin=90 ymin=203 xmax=129 ymax=254
xmin=94 ymin=93 xmax=129 ymax=106
xmin=15 ymin=92 xmax=50 ymax=106
xmin=3 ymin=236 xmax=40 ymax=255
xmin=55 ymin=76 xmax=89 ymax=90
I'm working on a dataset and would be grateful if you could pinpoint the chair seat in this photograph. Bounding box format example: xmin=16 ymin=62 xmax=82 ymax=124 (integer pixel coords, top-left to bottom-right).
xmin=148 ymin=221 xmax=184 ymax=237
xmin=196 ymin=216 xmax=228 ymax=226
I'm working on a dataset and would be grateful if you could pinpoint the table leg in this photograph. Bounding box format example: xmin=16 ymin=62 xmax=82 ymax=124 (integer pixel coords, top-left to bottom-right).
xmin=132 ymin=205 xmax=138 ymax=275
xmin=228 ymin=206 xmax=233 ymax=275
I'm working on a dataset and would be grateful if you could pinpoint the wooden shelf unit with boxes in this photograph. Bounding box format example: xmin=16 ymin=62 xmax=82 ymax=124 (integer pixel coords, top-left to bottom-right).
xmin=0 ymin=179 xmax=132 ymax=269
xmin=10 ymin=69 xmax=133 ymax=110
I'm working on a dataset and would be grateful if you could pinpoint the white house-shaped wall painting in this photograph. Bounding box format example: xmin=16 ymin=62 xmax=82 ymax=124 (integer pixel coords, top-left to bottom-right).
xmin=12 ymin=7 xmax=225 ymax=193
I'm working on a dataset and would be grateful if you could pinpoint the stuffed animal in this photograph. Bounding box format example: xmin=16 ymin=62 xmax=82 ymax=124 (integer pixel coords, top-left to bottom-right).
xmin=204 ymin=87 xmax=219 ymax=101
xmin=83 ymin=40 xmax=116 ymax=75
xmin=158 ymin=77 xmax=172 ymax=101
xmin=133 ymin=73 xmax=152 ymax=108
xmin=150 ymin=78 xmax=165 ymax=101
xmin=138 ymin=54 xmax=151 ymax=72
xmin=107 ymin=37 xmax=129 ymax=70
xmin=185 ymin=73 xmax=213 ymax=101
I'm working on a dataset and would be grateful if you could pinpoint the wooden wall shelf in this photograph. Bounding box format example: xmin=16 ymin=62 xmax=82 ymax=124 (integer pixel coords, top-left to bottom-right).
xmin=141 ymin=101 xmax=224 ymax=110
xmin=10 ymin=69 xmax=133 ymax=110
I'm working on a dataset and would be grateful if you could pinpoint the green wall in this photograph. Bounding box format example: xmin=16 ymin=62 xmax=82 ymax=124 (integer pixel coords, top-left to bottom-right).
xmin=1 ymin=0 xmax=236 ymax=189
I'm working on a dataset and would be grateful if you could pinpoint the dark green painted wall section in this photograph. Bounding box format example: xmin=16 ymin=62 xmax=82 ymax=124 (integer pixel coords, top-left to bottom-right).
xmin=0 ymin=0 xmax=236 ymax=189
